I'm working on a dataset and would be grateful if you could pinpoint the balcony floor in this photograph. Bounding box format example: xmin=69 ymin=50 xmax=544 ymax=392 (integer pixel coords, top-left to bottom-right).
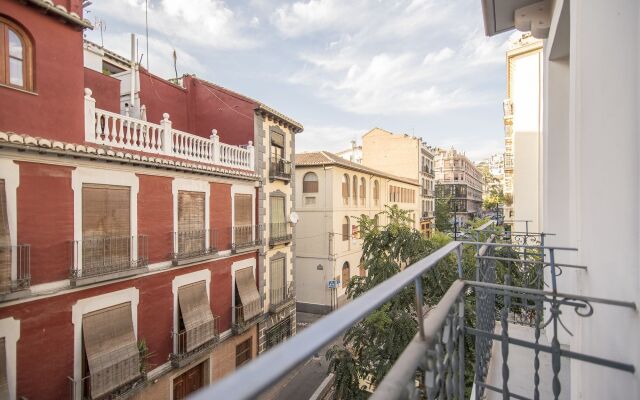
xmin=485 ymin=324 xmax=571 ymax=400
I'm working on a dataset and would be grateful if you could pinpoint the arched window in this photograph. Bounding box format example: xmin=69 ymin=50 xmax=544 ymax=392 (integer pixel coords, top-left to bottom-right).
xmin=342 ymin=174 xmax=350 ymax=205
xmin=302 ymin=172 xmax=318 ymax=193
xmin=359 ymin=256 xmax=366 ymax=277
xmin=359 ymin=177 xmax=366 ymax=205
xmin=342 ymin=262 xmax=350 ymax=287
xmin=1 ymin=18 xmax=33 ymax=90
xmin=373 ymin=180 xmax=379 ymax=206
xmin=341 ymin=216 xmax=349 ymax=241
xmin=352 ymin=176 xmax=358 ymax=205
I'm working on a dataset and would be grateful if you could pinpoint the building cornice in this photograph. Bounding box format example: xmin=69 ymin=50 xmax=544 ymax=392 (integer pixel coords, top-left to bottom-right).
xmin=22 ymin=0 xmax=93 ymax=30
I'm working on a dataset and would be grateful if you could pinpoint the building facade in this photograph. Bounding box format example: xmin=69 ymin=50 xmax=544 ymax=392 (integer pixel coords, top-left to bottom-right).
xmin=503 ymin=34 xmax=543 ymax=232
xmin=294 ymin=152 xmax=420 ymax=314
xmin=360 ymin=128 xmax=436 ymax=236
xmin=0 ymin=2 xmax=301 ymax=399
xmin=482 ymin=0 xmax=640 ymax=398
xmin=433 ymin=147 xmax=484 ymax=225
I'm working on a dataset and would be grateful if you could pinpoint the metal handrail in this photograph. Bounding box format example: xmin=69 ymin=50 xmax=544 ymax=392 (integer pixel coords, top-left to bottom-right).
xmin=190 ymin=241 xmax=463 ymax=400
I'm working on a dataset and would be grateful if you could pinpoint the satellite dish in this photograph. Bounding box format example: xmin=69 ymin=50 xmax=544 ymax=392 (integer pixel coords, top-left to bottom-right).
xmin=290 ymin=212 xmax=299 ymax=224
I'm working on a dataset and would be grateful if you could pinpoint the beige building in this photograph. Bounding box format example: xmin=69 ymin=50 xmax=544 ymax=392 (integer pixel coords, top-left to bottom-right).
xmin=360 ymin=128 xmax=436 ymax=236
xmin=294 ymin=151 xmax=419 ymax=314
xmin=434 ymin=147 xmax=484 ymax=225
xmin=503 ymin=34 xmax=543 ymax=233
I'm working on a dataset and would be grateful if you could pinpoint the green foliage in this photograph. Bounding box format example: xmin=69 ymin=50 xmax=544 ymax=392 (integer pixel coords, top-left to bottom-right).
xmin=435 ymin=196 xmax=452 ymax=232
xmin=327 ymin=206 xmax=478 ymax=398
xmin=469 ymin=217 xmax=491 ymax=229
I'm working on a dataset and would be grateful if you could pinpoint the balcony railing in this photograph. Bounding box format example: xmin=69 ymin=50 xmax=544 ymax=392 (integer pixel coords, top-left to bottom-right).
xmin=67 ymin=372 xmax=146 ymax=400
xmin=0 ymin=244 xmax=30 ymax=295
xmin=69 ymin=235 xmax=148 ymax=284
xmin=233 ymin=300 xmax=263 ymax=334
xmin=232 ymin=225 xmax=262 ymax=252
xmin=191 ymin=222 xmax=636 ymax=400
xmin=170 ymin=316 xmax=220 ymax=368
xmin=269 ymin=222 xmax=292 ymax=246
xmin=84 ymin=89 xmax=254 ymax=171
xmin=171 ymin=229 xmax=218 ymax=264
xmin=269 ymin=157 xmax=292 ymax=180
xmin=269 ymin=281 xmax=295 ymax=313
xmin=421 ymin=211 xmax=433 ymax=220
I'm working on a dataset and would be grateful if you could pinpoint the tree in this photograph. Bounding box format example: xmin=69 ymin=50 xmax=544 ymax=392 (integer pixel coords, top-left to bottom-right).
xmin=435 ymin=196 xmax=452 ymax=232
xmin=327 ymin=206 xmax=478 ymax=398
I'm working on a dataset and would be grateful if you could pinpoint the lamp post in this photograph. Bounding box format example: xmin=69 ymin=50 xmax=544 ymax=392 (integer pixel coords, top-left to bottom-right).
xmin=453 ymin=200 xmax=458 ymax=241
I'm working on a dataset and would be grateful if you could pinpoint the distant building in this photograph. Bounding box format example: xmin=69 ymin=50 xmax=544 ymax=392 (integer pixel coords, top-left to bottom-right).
xmin=294 ymin=151 xmax=420 ymax=313
xmin=434 ymin=147 xmax=484 ymax=225
xmin=335 ymin=139 xmax=363 ymax=164
xmin=359 ymin=128 xmax=436 ymax=236
xmin=503 ymin=33 xmax=543 ymax=233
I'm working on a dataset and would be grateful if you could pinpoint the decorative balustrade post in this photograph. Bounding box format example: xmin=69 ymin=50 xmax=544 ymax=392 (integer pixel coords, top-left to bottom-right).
xmin=84 ymin=88 xmax=96 ymax=142
xmin=160 ymin=113 xmax=172 ymax=155
xmin=211 ymin=129 xmax=220 ymax=164
xmin=247 ymin=141 xmax=255 ymax=171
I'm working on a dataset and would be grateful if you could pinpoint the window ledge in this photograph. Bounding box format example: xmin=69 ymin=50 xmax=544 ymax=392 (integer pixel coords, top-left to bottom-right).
xmin=0 ymin=83 xmax=37 ymax=96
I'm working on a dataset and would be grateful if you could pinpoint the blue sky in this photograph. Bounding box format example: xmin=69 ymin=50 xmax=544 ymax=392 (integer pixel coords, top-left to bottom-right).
xmin=84 ymin=0 xmax=516 ymax=161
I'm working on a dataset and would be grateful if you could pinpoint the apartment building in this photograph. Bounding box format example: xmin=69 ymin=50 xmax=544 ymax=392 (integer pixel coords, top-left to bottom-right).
xmin=433 ymin=147 xmax=484 ymax=225
xmin=294 ymin=152 xmax=419 ymax=314
xmin=0 ymin=2 xmax=301 ymax=399
xmin=503 ymin=33 xmax=543 ymax=232
xmin=481 ymin=0 xmax=640 ymax=398
xmin=360 ymin=128 xmax=436 ymax=236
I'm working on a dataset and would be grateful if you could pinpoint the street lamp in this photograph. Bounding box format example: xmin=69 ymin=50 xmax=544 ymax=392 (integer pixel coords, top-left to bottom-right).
xmin=453 ymin=200 xmax=458 ymax=241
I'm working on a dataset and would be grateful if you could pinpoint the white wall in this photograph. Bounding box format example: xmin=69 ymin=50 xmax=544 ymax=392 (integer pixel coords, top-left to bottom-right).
xmin=544 ymin=0 xmax=640 ymax=398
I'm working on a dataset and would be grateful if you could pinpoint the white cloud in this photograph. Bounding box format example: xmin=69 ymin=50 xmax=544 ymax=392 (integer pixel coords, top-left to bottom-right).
xmin=296 ymin=125 xmax=366 ymax=153
xmin=88 ymin=0 xmax=257 ymax=50
xmin=271 ymin=0 xmax=361 ymax=38
xmin=423 ymin=47 xmax=454 ymax=64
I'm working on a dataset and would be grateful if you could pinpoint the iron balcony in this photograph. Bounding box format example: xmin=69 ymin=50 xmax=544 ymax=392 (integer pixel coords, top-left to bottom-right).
xmin=0 ymin=244 xmax=30 ymax=299
xmin=232 ymin=300 xmax=263 ymax=335
xmin=170 ymin=316 xmax=221 ymax=368
xmin=269 ymin=281 xmax=295 ymax=314
xmin=269 ymin=157 xmax=292 ymax=181
xmin=269 ymin=222 xmax=292 ymax=246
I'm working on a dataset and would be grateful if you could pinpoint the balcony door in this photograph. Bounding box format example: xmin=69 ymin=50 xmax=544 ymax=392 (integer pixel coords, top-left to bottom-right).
xmin=234 ymin=194 xmax=253 ymax=247
xmin=178 ymin=191 xmax=206 ymax=257
xmin=270 ymin=258 xmax=286 ymax=306
xmin=82 ymin=184 xmax=130 ymax=274
xmin=270 ymin=196 xmax=286 ymax=240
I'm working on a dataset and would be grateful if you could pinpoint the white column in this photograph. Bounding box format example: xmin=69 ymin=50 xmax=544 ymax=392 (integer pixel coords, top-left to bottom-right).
xmin=247 ymin=141 xmax=255 ymax=171
xmin=84 ymin=88 xmax=96 ymax=143
xmin=160 ymin=113 xmax=172 ymax=155
xmin=211 ymin=129 xmax=220 ymax=164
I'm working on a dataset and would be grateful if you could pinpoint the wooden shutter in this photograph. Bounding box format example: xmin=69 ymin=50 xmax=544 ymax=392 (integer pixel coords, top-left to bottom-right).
xmin=302 ymin=173 xmax=318 ymax=193
xmin=178 ymin=281 xmax=215 ymax=352
xmin=342 ymin=219 xmax=349 ymax=241
xmin=360 ymin=180 xmax=366 ymax=199
xmin=235 ymin=268 xmax=261 ymax=321
xmin=341 ymin=263 xmax=350 ymax=287
xmin=270 ymin=258 xmax=286 ymax=304
xmin=0 ymin=338 xmax=7 ymax=400
xmin=234 ymin=194 xmax=252 ymax=226
xmin=83 ymin=303 xmax=140 ymax=399
xmin=271 ymin=131 xmax=285 ymax=148
xmin=0 ymin=180 xmax=10 ymax=294
xmin=82 ymin=185 xmax=131 ymax=274
xmin=270 ymin=196 xmax=285 ymax=224
xmin=178 ymin=191 xmax=205 ymax=255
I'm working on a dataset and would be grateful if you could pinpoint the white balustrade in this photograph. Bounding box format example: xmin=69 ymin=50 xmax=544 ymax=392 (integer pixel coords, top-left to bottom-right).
xmin=84 ymin=88 xmax=255 ymax=171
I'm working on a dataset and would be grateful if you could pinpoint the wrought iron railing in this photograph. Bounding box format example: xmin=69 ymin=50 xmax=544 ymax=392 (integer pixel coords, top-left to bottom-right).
xmin=233 ymin=300 xmax=263 ymax=334
xmin=0 ymin=244 xmax=30 ymax=294
xmin=269 ymin=157 xmax=292 ymax=180
xmin=232 ymin=224 xmax=262 ymax=252
xmin=190 ymin=224 xmax=636 ymax=400
xmin=171 ymin=229 xmax=218 ymax=263
xmin=67 ymin=372 xmax=146 ymax=400
xmin=69 ymin=235 xmax=148 ymax=281
xmin=269 ymin=222 xmax=292 ymax=245
xmin=269 ymin=281 xmax=294 ymax=313
xmin=170 ymin=316 xmax=220 ymax=367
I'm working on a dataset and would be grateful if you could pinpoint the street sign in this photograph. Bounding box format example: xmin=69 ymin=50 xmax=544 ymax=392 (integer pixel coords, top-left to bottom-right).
xmin=328 ymin=279 xmax=340 ymax=289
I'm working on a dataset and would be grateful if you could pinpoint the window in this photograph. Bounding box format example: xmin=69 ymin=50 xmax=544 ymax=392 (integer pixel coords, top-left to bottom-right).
xmin=235 ymin=338 xmax=252 ymax=367
xmin=352 ymin=176 xmax=358 ymax=205
xmin=0 ymin=18 xmax=32 ymax=90
xmin=234 ymin=194 xmax=253 ymax=247
xmin=302 ymin=172 xmax=318 ymax=193
xmin=82 ymin=184 xmax=131 ymax=274
xmin=177 ymin=281 xmax=216 ymax=353
xmin=178 ymin=191 xmax=206 ymax=256
xmin=341 ymin=262 xmax=350 ymax=287
xmin=266 ymin=317 xmax=292 ymax=349
xmin=359 ymin=178 xmax=366 ymax=205
xmin=270 ymin=195 xmax=287 ymax=242
xmin=342 ymin=217 xmax=349 ymax=241
xmin=342 ymin=174 xmax=349 ymax=205
xmin=270 ymin=258 xmax=286 ymax=306
xmin=373 ymin=180 xmax=379 ymax=206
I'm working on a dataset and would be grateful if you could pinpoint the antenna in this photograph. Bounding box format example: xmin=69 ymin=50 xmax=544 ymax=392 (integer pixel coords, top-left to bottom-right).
xmin=173 ymin=49 xmax=178 ymax=80
xmin=94 ymin=17 xmax=106 ymax=47
xmin=145 ymin=0 xmax=149 ymax=70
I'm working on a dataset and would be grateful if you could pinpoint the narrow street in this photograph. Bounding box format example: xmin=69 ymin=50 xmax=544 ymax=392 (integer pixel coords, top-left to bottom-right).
xmin=259 ymin=312 xmax=340 ymax=400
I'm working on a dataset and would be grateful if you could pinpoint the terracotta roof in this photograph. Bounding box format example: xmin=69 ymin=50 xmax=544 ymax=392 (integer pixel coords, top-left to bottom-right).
xmin=295 ymin=151 xmax=419 ymax=186
xmin=0 ymin=132 xmax=259 ymax=181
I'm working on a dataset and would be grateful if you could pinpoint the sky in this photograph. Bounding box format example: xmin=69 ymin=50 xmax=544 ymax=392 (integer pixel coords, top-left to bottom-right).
xmin=84 ymin=0 xmax=517 ymax=162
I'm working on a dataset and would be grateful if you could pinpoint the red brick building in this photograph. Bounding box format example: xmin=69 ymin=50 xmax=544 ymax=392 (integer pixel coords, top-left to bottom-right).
xmin=0 ymin=1 xmax=302 ymax=399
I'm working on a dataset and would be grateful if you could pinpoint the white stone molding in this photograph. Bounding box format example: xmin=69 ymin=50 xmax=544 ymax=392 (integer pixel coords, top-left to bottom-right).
xmin=0 ymin=317 xmax=20 ymax=400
